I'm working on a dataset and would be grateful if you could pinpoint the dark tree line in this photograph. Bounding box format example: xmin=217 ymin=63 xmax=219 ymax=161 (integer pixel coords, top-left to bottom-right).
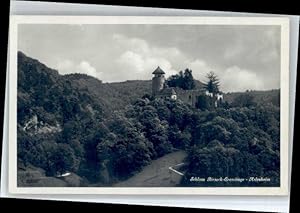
xmin=167 ymin=68 xmax=196 ymax=90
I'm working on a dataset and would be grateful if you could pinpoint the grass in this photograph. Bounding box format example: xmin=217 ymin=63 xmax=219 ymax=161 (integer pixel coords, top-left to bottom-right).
xmin=113 ymin=150 xmax=187 ymax=187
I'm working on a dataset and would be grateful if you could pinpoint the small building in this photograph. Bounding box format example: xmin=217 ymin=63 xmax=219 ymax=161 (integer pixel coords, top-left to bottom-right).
xmin=205 ymin=91 xmax=223 ymax=107
xmin=156 ymin=87 xmax=177 ymax=100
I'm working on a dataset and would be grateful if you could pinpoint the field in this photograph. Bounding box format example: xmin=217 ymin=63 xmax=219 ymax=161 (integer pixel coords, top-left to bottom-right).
xmin=114 ymin=151 xmax=187 ymax=187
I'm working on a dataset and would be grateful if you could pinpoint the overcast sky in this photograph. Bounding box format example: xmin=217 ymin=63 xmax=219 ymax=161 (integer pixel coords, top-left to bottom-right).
xmin=18 ymin=24 xmax=280 ymax=92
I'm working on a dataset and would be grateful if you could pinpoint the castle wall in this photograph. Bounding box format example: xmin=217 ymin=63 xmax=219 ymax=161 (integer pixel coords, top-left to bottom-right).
xmin=175 ymin=89 xmax=204 ymax=107
xmin=153 ymin=87 xmax=205 ymax=107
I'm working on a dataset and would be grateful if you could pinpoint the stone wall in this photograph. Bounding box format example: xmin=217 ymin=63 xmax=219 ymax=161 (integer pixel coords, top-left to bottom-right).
xmin=175 ymin=89 xmax=205 ymax=107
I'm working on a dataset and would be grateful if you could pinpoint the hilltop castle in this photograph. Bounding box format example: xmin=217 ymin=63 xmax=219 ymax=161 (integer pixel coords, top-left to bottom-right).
xmin=151 ymin=66 xmax=223 ymax=107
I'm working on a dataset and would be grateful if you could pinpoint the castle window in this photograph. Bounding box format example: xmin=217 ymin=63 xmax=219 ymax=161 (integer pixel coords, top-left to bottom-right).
xmin=189 ymin=95 xmax=192 ymax=100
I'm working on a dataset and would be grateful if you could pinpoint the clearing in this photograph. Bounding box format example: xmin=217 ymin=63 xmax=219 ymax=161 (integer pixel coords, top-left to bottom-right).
xmin=114 ymin=150 xmax=187 ymax=187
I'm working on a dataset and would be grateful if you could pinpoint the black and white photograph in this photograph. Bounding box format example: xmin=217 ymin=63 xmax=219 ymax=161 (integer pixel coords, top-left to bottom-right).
xmin=8 ymin=16 xmax=290 ymax=195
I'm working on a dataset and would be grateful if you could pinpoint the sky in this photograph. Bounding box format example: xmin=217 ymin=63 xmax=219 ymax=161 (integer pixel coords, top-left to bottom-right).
xmin=18 ymin=24 xmax=281 ymax=92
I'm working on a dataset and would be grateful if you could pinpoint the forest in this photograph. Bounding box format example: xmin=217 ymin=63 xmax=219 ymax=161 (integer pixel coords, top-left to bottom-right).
xmin=17 ymin=52 xmax=280 ymax=187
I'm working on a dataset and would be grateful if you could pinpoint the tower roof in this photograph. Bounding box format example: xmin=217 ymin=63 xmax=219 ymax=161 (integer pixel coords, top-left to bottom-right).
xmin=152 ymin=66 xmax=165 ymax=74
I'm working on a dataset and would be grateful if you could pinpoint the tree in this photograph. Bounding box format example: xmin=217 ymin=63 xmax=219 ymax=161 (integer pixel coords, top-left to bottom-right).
xmin=44 ymin=143 xmax=76 ymax=176
xmin=232 ymin=93 xmax=256 ymax=107
xmin=167 ymin=71 xmax=183 ymax=88
xmin=195 ymin=94 xmax=214 ymax=110
xmin=203 ymin=71 xmax=220 ymax=96
xmin=166 ymin=68 xmax=195 ymax=90
xmin=182 ymin=69 xmax=196 ymax=90
xmin=142 ymin=93 xmax=153 ymax=101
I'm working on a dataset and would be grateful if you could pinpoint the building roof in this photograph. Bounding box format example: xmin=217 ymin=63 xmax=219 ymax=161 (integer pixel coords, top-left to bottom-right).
xmin=152 ymin=66 xmax=165 ymax=74
xmin=160 ymin=88 xmax=176 ymax=95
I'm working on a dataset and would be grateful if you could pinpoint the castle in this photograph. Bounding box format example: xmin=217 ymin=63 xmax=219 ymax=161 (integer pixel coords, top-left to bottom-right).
xmin=151 ymin=66 xmax=223 ymax=107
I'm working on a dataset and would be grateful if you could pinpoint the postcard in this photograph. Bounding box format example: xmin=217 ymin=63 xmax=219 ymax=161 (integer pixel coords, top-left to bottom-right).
xmin=8 ymin=15 xmax=290 ymax=195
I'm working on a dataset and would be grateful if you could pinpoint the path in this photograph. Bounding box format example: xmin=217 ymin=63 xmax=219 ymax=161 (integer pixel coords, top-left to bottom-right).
xmin=114 ymin=150 xmax=187 ymax=187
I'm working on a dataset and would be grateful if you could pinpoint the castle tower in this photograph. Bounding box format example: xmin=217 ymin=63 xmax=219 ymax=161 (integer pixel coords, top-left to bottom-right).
xmin=152 ymin=66 xmax=165 ymax=96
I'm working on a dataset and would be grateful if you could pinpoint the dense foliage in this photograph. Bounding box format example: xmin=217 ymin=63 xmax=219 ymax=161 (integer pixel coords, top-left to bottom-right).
xmin=167 ymin=68 xmax=196 ymax=90
xmin=17 ymin=52 xmax=280 ymax=186
xmin=182 ymin=103 xmax=280 ymax=186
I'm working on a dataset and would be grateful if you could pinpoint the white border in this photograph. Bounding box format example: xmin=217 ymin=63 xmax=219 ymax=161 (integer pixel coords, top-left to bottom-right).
xmin=8 ymin=15 xmax=290 ymax=195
